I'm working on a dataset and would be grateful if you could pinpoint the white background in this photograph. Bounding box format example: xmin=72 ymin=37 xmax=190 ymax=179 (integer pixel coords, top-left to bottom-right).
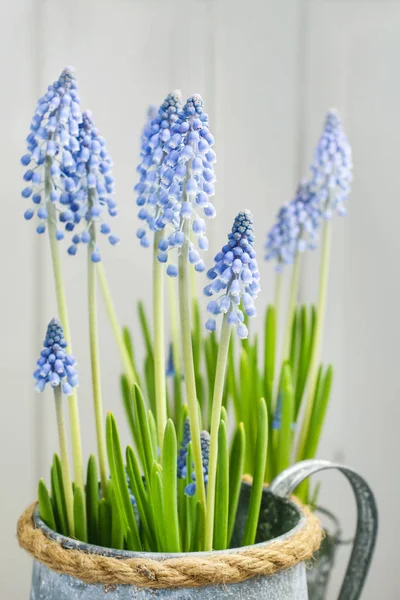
xmin=1 ymin=0 xmax=398 ymax=597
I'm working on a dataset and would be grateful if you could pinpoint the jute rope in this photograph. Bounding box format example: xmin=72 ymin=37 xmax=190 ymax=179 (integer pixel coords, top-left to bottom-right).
xmin=17 ymin=502 xmax=322 ymax=589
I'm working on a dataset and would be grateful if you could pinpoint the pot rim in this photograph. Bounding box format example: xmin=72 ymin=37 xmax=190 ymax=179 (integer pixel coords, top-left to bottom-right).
xmin=32 ymin=493 xmax=306 ymax=560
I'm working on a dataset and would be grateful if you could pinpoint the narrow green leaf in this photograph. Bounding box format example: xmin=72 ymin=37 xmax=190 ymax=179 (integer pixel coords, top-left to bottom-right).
xmin=242 ymin=398 xmax=268 ymax=546
xmin=240 ymin=348 xmax=254 ymax=473
xmin=147 ymin=409 xmax=158 ymax=458
xmin=150 ymin=462 xmax=165 ymax=550
xmin=106 ymin=413 xmax=141 ymax=550
xmin=263 ymin=309 xmax=271 ymax=400
xmin=289 ymin=308 xmax=299 ymax=377
xmin=86 ymin=455 xmax=99 ymax=545
xmin=126 ymin=445 xmax=156 ymax=550
xmin=144 ymin=353 xmax=156 ymax=415
xmin=108 ymin=480 xmax=124 ymax=550
xmin=98 ymin=497 xmax=111 ymax=548
xmin=228 ymin=423 xmax=246 ymax=544
xmin=132 ymin=384 xmax=155 ymax=484
xmin=183 ymin=441 xmax=194 ymax=552
xmin=162 ymin=420 xmax=181 ymax=551
xmin=220 ymin=406 xmax=228 ymax=425
xmin=277 ymin=364 xmax=295 ymax=474
xmin=51 ymin=454 xmax=67 ymax=536
xmin=227 ymin=335 xmax=240 ymax=422
xmin=122 ymin=326 xmax=141 ymax=386
xmin=38 ymin=479 xmax=56 ymax=531
xmin=304 ymin=365 xmax=333 ymax=459
xmin=138 ymin=300 xmax=153 ymax=359
xmin=190 ymin=502 xmax=202 ymax=552
xmin=120 ymin=375 xmax=137 ymax=445
xmin=214 ymin=420 xmax=229 ymax=550
xmin=73 ymin=486 xmax=87 ymax=542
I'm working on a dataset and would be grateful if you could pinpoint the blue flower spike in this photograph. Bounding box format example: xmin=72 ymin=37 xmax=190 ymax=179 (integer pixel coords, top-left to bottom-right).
xmin=310 ymin=109 xmax=353 ymax=219
xmin=66 ymin=110 xmax=118 ymax=261
xmin=135 ymin=91 xmax=183 ymax=250
xmin=135 ymin=92 xmax=217 ymax=276
xmin=205 ymin=210 xmax=260 ymax=339
xmin=21 ymin=67 xmax=82 ymax=238
xmin=177 ymin=418 xmax=210 ymax=497
xmin=265 ymin=180 xmax=320 ymax=272
xmin=34 ymin=318 xmax=79 ymax=395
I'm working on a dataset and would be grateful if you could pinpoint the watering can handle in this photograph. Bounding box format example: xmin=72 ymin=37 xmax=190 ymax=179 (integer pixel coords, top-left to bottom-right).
xmin=269 ymin=459 xmax=378 ymax=600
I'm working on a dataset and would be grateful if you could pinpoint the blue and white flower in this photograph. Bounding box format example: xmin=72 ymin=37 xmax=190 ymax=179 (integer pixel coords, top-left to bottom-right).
xmin=135 ymin=93 xmax=217 ymax=277
xmin=265 ymin=181 xmax=320 ymax=271
xmin=310 ymin=109 xmax=353 ymax=218
xmin=65 ymin=110 xmax=118 ymax=262
xmin=34 ymin=318 xmax=79 ymax=395
xmin=21 ymin=67 xmax=83 ymax=238
xmin=205 ymin=210 xmax=260 ymax=339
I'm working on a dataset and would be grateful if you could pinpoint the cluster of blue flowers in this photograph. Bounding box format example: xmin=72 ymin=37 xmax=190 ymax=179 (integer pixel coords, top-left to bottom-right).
xmin=265 ymin=109 xmax=352 ymax=270
xmin=264 ymin=181 xmax=320 ymax=271
xmin=177 ymin=418 xmax=210 ymax=497
xmin=34 ymin=318 xmax=79 ymax=395
xmin=65 ymin=110 xmax=118 ymax=261
xmin=205 ymin=210 xmax=260 ymax=339
xmin=21 ymin=67 xmax=118 ymax=261
xmin=135 ymin=93 xmax=217 ymax=277
xmin=309 ymin=109 xmax=353 ymax=218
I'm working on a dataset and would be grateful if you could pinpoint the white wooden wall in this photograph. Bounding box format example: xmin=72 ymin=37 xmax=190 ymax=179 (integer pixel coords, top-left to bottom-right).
xmin=1 ymin=0 xmax=398 ymax=597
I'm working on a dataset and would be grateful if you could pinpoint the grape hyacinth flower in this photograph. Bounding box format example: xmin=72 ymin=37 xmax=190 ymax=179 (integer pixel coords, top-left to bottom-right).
xmin=177 ymin=419 xmax=210 ymax=497
xmin=265 ymin=181 xmax=321 ymax=272
xmin=34 ymin=318 xmax=79 ymax=395
xmin=205 ymin=210 xmax=260 ymax=339
xmin=310 ymin=109 xmax=353 ymax=218
xmin=65 ymin=110 xmax=118 ymax=261
xmin=156 ymin=94 xmax=217 ymax=277
xmin=135 ymin=91 xmax=183 ymax=250
xmin=21 ymin=67 xmax=82 ymax=238
xmin=34 ymin=318 xmax=77 ymax=535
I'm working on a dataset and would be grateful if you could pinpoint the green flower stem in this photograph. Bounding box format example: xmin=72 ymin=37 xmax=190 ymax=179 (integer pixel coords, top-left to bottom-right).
xmin=282 ymin=252 xmax=301 ymax=361
xmin=54 ymin=385 xmax=74 ymax=536
xmin=274 ymin=270 xmax=282 ymax=321
xmin=296 ymin=220 xmax=331 ymax=461
xmin=45 ymin=159 xmax=84 ymax=499
xmin=178 ymin=219 xmax=207 ymax=528
xmin=97 ymin=263 xmax=139 ymax=385
xmin=87 ymin=192 xmax=107 ymax=497
xmin=167 ymin=275 xmax=182 ymax=421
xmin=153 ymin=230 xmax=168 ymax=449
xmin=205 ymin=313 xmax=231 ymax=551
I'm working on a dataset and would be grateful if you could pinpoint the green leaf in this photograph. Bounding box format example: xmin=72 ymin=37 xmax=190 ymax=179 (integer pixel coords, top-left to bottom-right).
xmin=38 ymin=479 xmax=56 ymax=531
xmin=86 ymin=454 xmax=99 ymax=545
xmin=242 ymin=398 xmax=268 ymax=546
xmin=183 ymin=441 xmax=194 ymax=552
xmin=120 ymin=375 xmax=137 ymax=445
xmin=190 ymin=502 xmax=202 ymax=552
xmin=162 ymin=420 xmax=181 ymax=551
xmin=126 ymin=446 xmax=156 ymax=551
xmin=108 ymin=480 xmax=124 ymax=550
xmin=51 ymin=454 xmax=67 ymax=536
xmin=138 ymin=301 xmax=153 ymax=359
xmin=304 ymin=365 xmax=333 ymax=459
xmin=73 ymin=486 xmax=87 ymax=542
xmin=220 ymin=405 xmax=228 ymax=424
xmin=144 ymin=353 xmax=156 ymax=416
xmin=98 ymin=497 xmax=111 ymax=548
xmin=227 ymin=335 xmax=240 ymax=422
xmin=213 ymin=420 xmax=229 ymax=550
xmin=150 ymin=462 xmax=165 ymax=550
xmin=277 ymin=363 xmax=295 ymax=474
xmin=240 ymin=348 xmax=254 ymax=473
xmin=132 ymin=384 xmax=155 ymax=484
xmin=147 ymin=409 xmax=158 ymax=458
xmin=228 ymin=423 xmax=246 ymax=544
xmin=106 ymin=413 xmax=141 ymax=550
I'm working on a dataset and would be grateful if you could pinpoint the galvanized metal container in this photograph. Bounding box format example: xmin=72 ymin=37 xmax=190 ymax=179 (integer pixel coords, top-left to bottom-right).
xmin=28 ymin=460 xmax=377 ymax=600
xmin=306 ymin=507 xmax=344 ymax=599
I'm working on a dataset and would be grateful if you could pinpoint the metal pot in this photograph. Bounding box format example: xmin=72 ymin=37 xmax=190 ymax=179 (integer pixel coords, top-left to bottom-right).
xmin=29 ymin=460 xmax=377 ymax=600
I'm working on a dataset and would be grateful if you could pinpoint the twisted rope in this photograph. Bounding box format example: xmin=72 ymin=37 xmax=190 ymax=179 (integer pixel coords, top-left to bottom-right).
xmin=17 ymin=502 xmax=322 ymax=589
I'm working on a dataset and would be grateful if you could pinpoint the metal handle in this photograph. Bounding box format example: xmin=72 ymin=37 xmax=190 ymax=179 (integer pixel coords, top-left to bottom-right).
xmin=269 ymin=459 xmax=378 ymax=600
